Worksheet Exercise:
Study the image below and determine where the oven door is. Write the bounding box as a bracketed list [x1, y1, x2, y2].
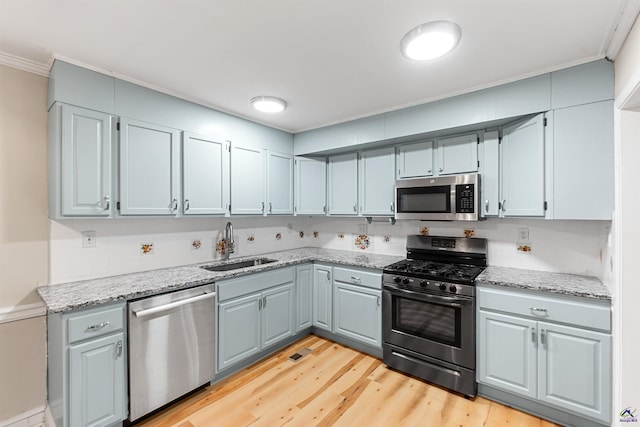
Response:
[382, 286, 475, 369]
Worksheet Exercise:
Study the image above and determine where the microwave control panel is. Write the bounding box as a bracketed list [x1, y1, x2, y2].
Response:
[455, 184, 475, 213]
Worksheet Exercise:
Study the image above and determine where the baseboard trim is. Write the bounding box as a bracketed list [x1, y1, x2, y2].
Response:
[0, 302, 46, 324]
[44, 406, 55, 427]
[0, 405, 45, 427]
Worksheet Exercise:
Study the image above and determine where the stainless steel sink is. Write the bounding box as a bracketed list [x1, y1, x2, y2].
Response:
[200, 258, 277, 272]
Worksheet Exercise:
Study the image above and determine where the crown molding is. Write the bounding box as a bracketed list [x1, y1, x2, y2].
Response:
[605, 0, 640, 60]
[0, 51, 50, 77]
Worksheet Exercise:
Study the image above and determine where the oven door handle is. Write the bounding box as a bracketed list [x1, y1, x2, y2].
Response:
[384, 286, 473, 306]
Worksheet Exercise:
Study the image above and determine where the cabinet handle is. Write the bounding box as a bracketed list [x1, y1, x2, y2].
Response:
[485, 200, 489, 213]
[500, 199, 506, 212]
[390, 202, 394, 212]
[353, 203, 357, 212]
[323, 205, 327, 213]
[263, 296, 267, 308]
[269, 202, 272, 213]
[184, 199, 190, 211]
[540, 329, 546, 346]
[115, 340, 123, 358]
[439, 168, 443, 172]
[258, 298, 262, 310]
[171, 198, 178, 212]
[531, 328, 536, 343]
[261, 202, 265, 213]
[103, 196, 110, 211]
[427, 169, 432, 174]
[528, 306, 547, 314]
[86, 321, 110, 331]
[326, 271, 331, 282]
[377, 296, 381, 306]
[350, 276, 361, 283]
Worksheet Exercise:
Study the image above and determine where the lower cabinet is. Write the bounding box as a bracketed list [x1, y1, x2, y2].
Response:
[333, 267, 382, 348]
[295, 264, 313, 332]
[477, 285, 611, 425]
[217, 268, 295, 372]
[312, 263, 333, 331]
[48, 302, 127, 427]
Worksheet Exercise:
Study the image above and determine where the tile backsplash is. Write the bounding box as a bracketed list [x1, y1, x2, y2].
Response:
[49, 216, 611, 286]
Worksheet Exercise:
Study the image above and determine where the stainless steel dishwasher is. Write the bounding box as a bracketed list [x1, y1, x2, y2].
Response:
[128, 283, 216, 421]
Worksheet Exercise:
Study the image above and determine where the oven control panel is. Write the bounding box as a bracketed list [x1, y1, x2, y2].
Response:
[383, 274, 474, 298]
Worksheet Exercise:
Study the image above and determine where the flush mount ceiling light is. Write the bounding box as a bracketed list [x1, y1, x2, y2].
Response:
[250, 96, 287, 113]
[400, 20, 461, 61]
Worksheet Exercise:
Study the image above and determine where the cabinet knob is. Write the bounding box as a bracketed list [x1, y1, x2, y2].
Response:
[439, 168, 443, 172]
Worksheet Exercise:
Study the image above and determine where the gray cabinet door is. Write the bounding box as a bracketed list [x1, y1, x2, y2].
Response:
[267, 151, 294, 215]
[396, 141, 433, 179]
[119, 118, 180, 215]
[182, 132, 229, 215]
[295, 264, 313, 331]
[313, 264, 333, 331]
[538, 322, 611, 424]
[295, 157, 327, 215]
[68, 333, 126, 427]
[500, 114, 546, 217]
[477, 310, 537, 399]
[230, 143, 265, 215]
[551, 100, 614, 220]
[480, 131, 500, 217]
[327, 153, 358, 215]
[218, 293, 261, 371]
[359, 147, 396, 216]
[60, 104, 113, 216]
[333, 282, 381, 348]
[261, 283, 294, 348]
[435, 133, 478, 175]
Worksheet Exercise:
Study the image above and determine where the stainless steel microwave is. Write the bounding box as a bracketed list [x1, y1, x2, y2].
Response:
[395, 173, 482, 221]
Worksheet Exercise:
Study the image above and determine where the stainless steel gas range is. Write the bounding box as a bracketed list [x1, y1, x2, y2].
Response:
[382, 235, 488, 397]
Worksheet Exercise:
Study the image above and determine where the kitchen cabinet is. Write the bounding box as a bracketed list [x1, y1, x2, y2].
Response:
[313, 264, 333, 331]
[295, 264, 313, 332]
[217, 268, 295, 371]
[499, 113, 546, 217]
[332, 266, 382, 348]
[327, 153, 358, 215]
[396, 140, 433, 179]
[119, 118, 180, 215]
[477, 286, 611, 425]
[182, 132, 230, 215]
[48, 103, 114, 218]
[48, 302, 127, 427]
[266, 150, 294, 215]
[549, 100, 614, 220]
[294, 156, 327, 215]
[435, 133, 479, 175]
[359, 147, 396, 216]
[230, 143, 265, 215]
[479, 130, 500, 217]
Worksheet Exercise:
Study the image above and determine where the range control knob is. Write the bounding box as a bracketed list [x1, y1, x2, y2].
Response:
[419, 280, 428, 288]
[402, 278, 410, 285]
[439, 283, 447, 291]
[449, 285, 457, 293]
[393, 276, 401, 283]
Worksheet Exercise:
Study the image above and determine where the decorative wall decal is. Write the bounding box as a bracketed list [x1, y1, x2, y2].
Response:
[420, 227, 429, 236]
[275, 232, 282, 240]
[216, 240, 226, 254]
[191, 239, 202, 250]
[313, 231, 319, 238]
[464, 229, 474, 238]
[383, 235, 391, 243]
[355, 234, 370, 250]
[337, 232, 345, 239]
[517, 244, 532, 253]
[140, 243, 154, 255]
[299, 231, 305, 238]
[246, 234, 255, 243]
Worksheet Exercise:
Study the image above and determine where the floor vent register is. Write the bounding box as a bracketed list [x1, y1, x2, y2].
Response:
[288, 347, 312, 362]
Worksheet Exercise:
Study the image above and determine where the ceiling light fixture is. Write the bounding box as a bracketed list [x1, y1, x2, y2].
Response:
[250, 96, 287, 113]
[400, 20, 461, 61]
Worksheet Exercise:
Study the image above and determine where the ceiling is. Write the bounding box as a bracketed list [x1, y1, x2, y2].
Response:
[0, 0, 637, 133]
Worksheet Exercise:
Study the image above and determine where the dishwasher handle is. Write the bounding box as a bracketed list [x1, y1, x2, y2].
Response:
[133, 291, 216, 318]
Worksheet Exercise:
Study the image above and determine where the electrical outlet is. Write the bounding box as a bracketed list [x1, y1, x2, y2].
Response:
[82, 231, 96, 248]
[518, 228, 529, 241]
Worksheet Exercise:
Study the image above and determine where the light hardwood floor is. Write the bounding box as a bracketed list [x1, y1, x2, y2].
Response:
[135, 335, 561, 427]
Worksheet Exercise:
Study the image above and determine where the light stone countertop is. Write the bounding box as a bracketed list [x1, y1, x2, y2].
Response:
[477, 266, 611, 301]
[37, 248, 404, 313]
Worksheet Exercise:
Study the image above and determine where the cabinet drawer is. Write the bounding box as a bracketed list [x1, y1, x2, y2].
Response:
[217, 267, 295, 302]
[67, 304, 125, 344]
[477, 286, 610, 332]
[333, 266, 381, 290]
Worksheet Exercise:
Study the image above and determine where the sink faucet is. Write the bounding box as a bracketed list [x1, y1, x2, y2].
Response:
[224, 221, 235, 260]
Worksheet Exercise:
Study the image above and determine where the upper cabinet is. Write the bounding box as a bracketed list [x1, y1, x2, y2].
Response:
[500, 114, 546, 217]
[396, 141, 433, 179]
[359, 147, 396, 216]
[267, 151, 294, 215]
[479, 130, 500, 217]
[119, 118, 181, 215]
[230, 143, 265, 215]
[49, 103, 114, 218]
[182, 132, 229, 216]
[435, 133, 479, 175]
[327, 153, 359, 215]
[294, 157, 327, 215]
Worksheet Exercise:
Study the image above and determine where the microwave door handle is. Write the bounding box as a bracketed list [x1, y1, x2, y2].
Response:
[385, 286, 472, 306]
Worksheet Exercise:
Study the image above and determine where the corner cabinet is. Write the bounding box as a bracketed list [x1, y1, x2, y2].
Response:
[182, 132, 229, 215]
[312, 264, 333, 331]
[48, 302, 127, 427]
[119, 118, 180, 215]
[477, 285, 611, 425]
[48, 103, 114, 218]
[217, 268, 295, 372]
[295, 264, 314, 331]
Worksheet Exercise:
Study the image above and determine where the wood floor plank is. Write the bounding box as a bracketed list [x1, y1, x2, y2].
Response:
[133, 335, 563, 427]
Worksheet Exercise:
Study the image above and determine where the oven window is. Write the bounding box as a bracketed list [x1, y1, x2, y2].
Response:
[397, 186, 451, 213]
[392, 295, 461, 347]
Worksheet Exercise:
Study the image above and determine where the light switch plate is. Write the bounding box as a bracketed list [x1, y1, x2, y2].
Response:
[82, 231, 96, 248]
